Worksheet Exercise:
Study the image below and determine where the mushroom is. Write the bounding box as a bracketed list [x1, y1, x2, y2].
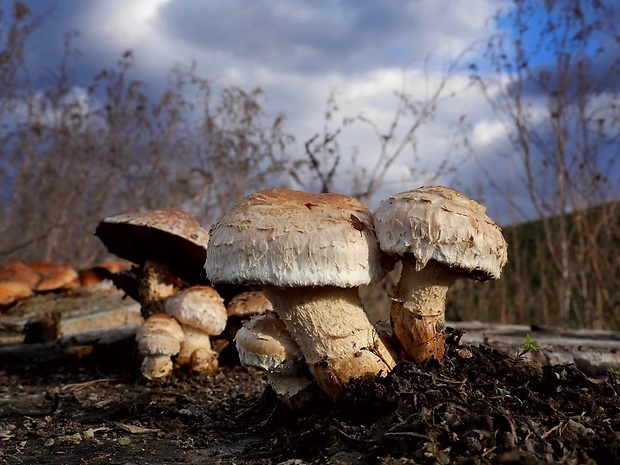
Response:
[164, 285, 227, 375]
[205, 188, 396, 401]
[0, 262, 38, 308]
[95, 209, 211, 318]
[25, 261, 79, 292]
[225, 290, 272, 337]
[212, 289, 274, 360]
[373, 186, 508, 363]
[227, 290, 273, 319]
[136, 313, 185, 381]
[235, 312, 315, 408]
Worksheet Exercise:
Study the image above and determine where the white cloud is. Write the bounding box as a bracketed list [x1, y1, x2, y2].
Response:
[25, 0, 544, 222]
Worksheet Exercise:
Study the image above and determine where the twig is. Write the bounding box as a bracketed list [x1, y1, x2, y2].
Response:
[62, 378, 116, 393]
[541, 421, 564, 440]
[384, 431, 432, 441]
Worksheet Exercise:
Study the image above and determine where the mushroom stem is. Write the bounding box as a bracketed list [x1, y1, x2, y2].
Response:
[264, 285, 396, 401]
[177, 325, 214, 366]
[391, 259, 458, 363]
[139, 260, 182, 319]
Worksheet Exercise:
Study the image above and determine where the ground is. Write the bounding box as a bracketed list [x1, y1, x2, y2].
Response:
[1, 329, 619, 465]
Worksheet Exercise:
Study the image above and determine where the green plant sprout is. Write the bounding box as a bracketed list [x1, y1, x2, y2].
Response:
[555, 367, 569, 392]
[496, 386, 510, 396]
[517, 333, 539, 357]
[555, 368, 568, 382]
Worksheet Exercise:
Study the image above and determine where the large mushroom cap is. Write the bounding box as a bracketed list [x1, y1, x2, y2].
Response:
[205, 189, 390, 287]
[373, 186, 508, 280]
[95, 209, 210, 285]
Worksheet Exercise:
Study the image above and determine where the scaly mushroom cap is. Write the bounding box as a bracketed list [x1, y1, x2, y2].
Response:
[206, 189, 391, 287]
[136, 313, 185, 356]
[235, 312, 304, 375]
[227, 290, 273, 318]
[95, 209, 210, 285]
[373, 186, 508, 280]
[164, 285, 227, 336]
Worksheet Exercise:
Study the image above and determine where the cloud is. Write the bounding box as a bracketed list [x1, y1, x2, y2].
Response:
[17, 0, 617, 227]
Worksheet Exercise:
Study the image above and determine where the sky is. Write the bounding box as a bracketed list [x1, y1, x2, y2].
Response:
[7, 0, 620, 225]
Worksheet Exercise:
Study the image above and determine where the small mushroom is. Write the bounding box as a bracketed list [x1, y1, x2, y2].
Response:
[373, 186, 508, 363]
[212, 290, 274, 361]
[227, 290, 273, 319]
[136, 313, 185, 381]
[0, 262, 38, 308]
[235, 312, 315, 408]
[206, 188, 396, 401]
[95, 209, 211, 318]
[164, 285, 227, 375]
[25, 261, 79, 292]
[0, 280, 33, 308]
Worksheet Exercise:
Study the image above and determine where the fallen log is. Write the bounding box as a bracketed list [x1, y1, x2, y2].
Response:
[0, 281, 141, 344]
[450, 321, 620, 376]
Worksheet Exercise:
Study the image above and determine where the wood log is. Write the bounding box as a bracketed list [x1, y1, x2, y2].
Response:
[450, 321, 620, 376]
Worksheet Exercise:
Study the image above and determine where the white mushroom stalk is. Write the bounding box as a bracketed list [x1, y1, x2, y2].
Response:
[206, 189, 396, 401]
[374, 186, 508, 363]
[264, 285, 394, 400]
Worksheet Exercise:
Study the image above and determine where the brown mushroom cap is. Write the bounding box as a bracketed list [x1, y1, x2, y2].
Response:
[226, 290, 273, 318]
[205, 189, 391, 287]
[0, 280, 33, 307]
[95, 209, 210, 285]
[373, 186, 508, 280]
[26, 261, 79, 292]
[0, 262, 38, 307]
[0, 262, 40, 287]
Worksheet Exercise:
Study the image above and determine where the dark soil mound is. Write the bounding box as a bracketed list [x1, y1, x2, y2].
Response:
[1, 328, 619, 464]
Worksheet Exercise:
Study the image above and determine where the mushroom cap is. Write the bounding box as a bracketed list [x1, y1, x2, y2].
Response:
[0, 261, 40, 287]
[164, 285, 227, 336]
[226, 290, 273, 318]
[0, 262, 38, 306]
[136, 313, 185, 356]
[235, 312, 304, 375]
[0, 280, 33, 307]
[95, 209, 210, 285]
[26, 261, 79, 291]
[373, 186, 508, 281]
[205, 189, 390, 287]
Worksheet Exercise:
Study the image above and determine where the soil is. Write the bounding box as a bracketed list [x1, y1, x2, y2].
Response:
[1, 328, 619, 465]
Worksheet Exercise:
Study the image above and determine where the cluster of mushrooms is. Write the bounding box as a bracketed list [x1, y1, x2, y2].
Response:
[97, 186, 508, 406]
[95, 209, 272, 381]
